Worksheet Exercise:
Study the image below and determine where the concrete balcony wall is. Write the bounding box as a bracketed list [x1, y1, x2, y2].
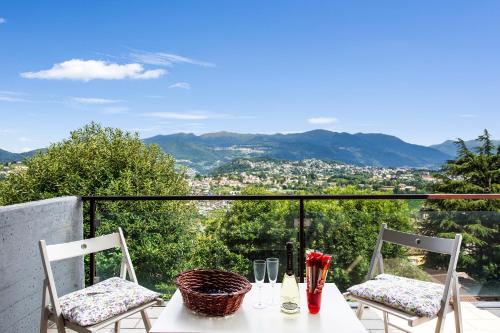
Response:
[0, 196, 84, 333]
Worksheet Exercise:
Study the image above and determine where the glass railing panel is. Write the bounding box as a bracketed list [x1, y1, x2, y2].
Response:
[91, 199, 499, 302]
[303, 204, 415, 292]
[413, 210, 500, 300]
[94, 199, 299, 299]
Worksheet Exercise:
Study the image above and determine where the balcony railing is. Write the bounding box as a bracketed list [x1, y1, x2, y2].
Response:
[81, 193, 500, 300]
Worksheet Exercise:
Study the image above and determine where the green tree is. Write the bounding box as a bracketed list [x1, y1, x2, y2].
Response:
[305, 186, 413, 290]
[202, 186, 413, 291]
[202, 187, 296, 277]
[422, 130, 500, 280]
[0, 123, 197, 288]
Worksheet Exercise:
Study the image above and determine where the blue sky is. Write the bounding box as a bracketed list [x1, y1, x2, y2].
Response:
[1, 1, 499, 152]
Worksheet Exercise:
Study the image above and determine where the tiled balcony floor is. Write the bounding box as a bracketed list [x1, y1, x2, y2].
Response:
[48, 303, 500, 333]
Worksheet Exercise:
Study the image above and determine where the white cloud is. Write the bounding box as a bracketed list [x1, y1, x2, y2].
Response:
[0, 128, 17, 135]
[144, 112, 209, 120]
[19, 137, 30, 142]
[100, 106, 129, 114]
[458, 114, 478, 118]
[0, 17, 6, 24]
[72, 97, 122, 105]
[169, 82, 191, 89]
[0, 91, 28, 102]
[20, 59, 166, 81]
[0, 95, 23, 102]
[128, 126, 162, 133]
[0, 90, 22, 94]
[21, 147, 33, 152]
[217, 114, 255, 120]
[308, 117, 338, 125]
[130, 51, 215, 68]
[142, 110, 253, 121]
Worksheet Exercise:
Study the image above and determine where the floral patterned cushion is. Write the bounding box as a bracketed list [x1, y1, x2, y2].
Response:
[56, 277, 160, 326]
[348, 274, 444, 317]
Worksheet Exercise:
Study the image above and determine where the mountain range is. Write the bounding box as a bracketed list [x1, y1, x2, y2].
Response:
[430, 139, 500, 157]
[144, 130, 451, 169]
[2, 130, 497, 170]
[0, 148, 43, 163]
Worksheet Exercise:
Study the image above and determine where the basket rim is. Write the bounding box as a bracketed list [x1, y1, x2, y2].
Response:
[175, 268, 252, 298]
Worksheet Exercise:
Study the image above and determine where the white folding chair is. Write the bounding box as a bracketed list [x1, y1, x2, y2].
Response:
[39, 228, 163, 333]
[345, 223, 463, 333]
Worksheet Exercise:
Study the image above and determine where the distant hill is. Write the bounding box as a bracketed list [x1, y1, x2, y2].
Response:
[0, 148, 45, 163]
[0, 149, 20, 163]
[430, 139, 500, 157]
[144, 130, 451, 169]
[7, 131, 487, 169]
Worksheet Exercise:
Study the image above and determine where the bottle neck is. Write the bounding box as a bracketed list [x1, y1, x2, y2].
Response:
[286, 247, 294, 276]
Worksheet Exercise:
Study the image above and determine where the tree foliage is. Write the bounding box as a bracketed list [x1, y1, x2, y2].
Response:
[422, 130, 500, 280]
[201, 186, 413, 291]
[0, 123, 197, 287]
[0, 122, 188, 203]
[200, 187, 296, 276]
[304, 187, 413, 290]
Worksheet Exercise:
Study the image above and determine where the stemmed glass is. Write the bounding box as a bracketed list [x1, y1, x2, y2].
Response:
[266, 257, 279, 306]
[253, 260, 267, 309]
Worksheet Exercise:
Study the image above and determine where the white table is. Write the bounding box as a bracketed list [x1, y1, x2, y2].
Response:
[151, 283, 367, 333]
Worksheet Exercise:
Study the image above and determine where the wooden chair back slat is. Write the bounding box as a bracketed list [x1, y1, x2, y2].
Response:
[382, 228, 456, 255]
[46, 232, 121, 262]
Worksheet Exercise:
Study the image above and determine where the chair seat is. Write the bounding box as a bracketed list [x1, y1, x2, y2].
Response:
[56, 277, 160, 326]
[347, 274, 444, 317]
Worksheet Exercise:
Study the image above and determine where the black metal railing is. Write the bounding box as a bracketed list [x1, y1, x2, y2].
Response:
[81, 193, 500, 285]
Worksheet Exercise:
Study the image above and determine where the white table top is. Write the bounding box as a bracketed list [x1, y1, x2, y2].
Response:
[151, 283, 367, 333]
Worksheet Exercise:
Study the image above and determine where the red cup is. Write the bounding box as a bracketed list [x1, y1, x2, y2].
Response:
[307, 290, 322, 314]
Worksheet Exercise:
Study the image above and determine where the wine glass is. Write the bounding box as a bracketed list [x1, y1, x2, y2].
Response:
[253, 260, 267, 309]
[266, 257, 279, 306]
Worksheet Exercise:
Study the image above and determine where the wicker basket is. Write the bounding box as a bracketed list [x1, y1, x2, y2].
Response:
[176, 269, 252, 317]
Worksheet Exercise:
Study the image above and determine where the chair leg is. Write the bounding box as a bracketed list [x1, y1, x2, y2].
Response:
[39, 308, 49, 333]
[452, 277, 463, 333]
[54, 316, 67, 333]
[40, 280, 49, 333]
[141, 309, 152, 332]
[383, 311, 389, 333]
[434, 306, 448, 333]
[435, 273, 461, 333]
[356, 303, 364, 319]
[114, 320, 120, 333]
